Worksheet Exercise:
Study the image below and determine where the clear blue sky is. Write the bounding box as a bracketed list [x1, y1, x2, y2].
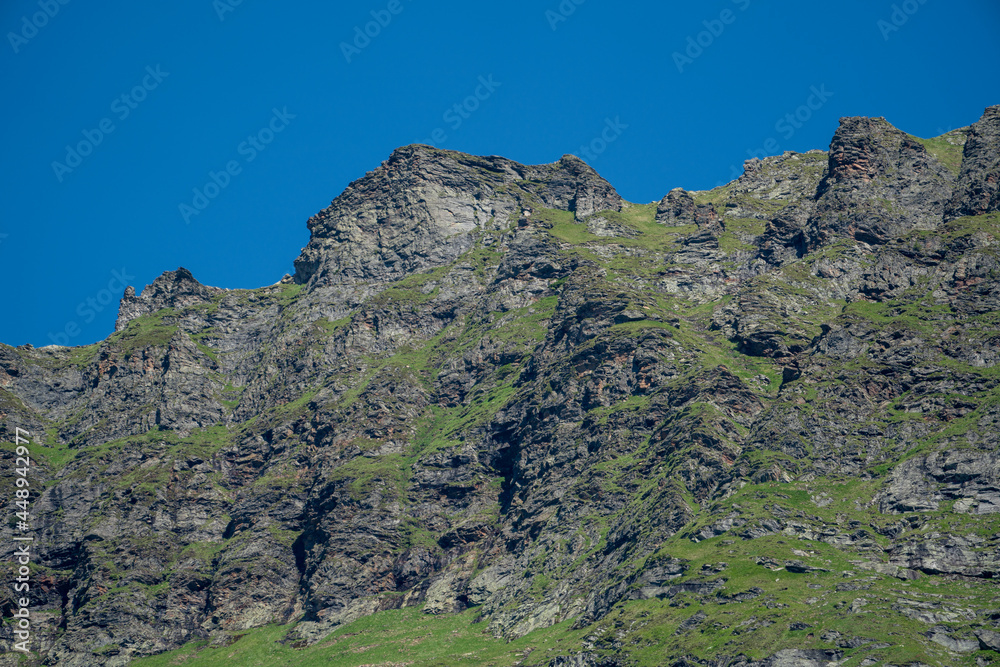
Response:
[2, 0, 998, 347]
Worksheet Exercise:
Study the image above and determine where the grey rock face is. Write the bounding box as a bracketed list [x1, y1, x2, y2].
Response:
[810, 116, 955, 246]
[878, 450, 1000, 515]
[947, 105, 1000, 219]
[926, 626, 980, 652]
[888, 535, 999, 578]
[292, 147, 621, 287]
[765, 650, 843, 667]
[547, 653, 624, 667]
[977, 628, 1000, 651]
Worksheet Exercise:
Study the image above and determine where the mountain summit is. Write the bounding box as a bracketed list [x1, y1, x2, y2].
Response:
[2, 106, 1000, 666]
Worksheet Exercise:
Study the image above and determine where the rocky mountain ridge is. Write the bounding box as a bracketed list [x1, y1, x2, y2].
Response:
[1, 105, 1000, 666]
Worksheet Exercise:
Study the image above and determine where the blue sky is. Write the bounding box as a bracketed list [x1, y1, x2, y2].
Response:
[1, 0, 998, 347]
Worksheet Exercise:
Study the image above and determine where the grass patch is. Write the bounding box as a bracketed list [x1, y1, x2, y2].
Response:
[108, 311, 178, 355]
[539, 207, 601, 244]
[910, 131, 965, 175]
[843, 297, 955, 336]
[132, 605, 592, 667]
[328, 453, 411, 501]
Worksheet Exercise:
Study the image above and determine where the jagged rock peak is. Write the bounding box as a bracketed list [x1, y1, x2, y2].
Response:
[292, 146, 621, 286]
[115, 267, 220, 332]
[824, 115, 928, 184]
[809, 114, 956, 246]
[531, 153, 623, 218]
[946, 104, 1000, 220]
[656, 187, 720, 231]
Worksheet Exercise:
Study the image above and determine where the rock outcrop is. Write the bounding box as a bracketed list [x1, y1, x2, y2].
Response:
[1, 107, 999, 667]
[947, 105, 1000, 219]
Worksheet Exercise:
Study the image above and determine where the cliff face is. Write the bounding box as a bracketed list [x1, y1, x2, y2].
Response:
[2, 106, 1000, 667]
